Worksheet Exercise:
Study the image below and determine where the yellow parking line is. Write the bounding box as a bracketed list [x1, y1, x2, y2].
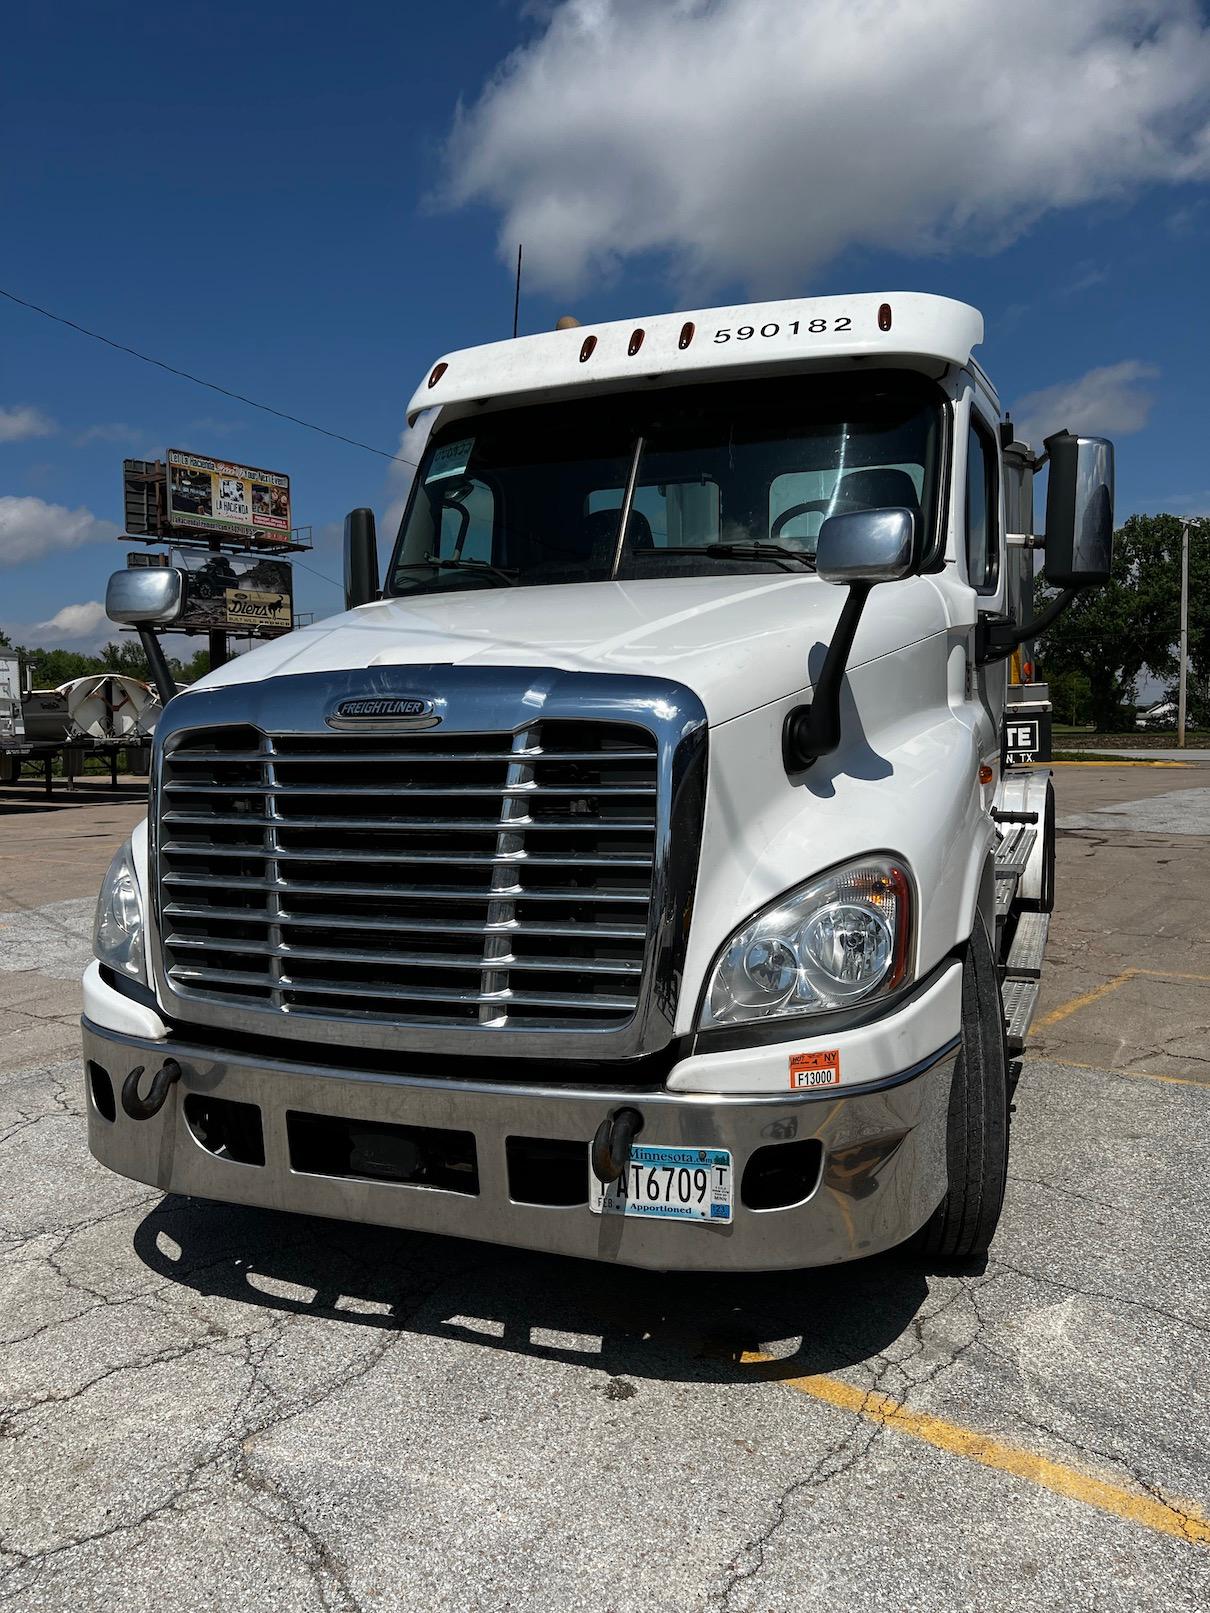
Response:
[1034, 969, 1137, 1030]
[1049, 759, 1189, 767]
[741, 1353, 1210, 1546]
[1044, 1057, 1206, 1089]
[1034, 965, 1210, 1038]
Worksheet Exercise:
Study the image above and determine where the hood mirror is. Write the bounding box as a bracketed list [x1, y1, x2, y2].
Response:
[105, 567, 185, 625]
[783, 506, 918, 774]
[815, 507, 919, 585]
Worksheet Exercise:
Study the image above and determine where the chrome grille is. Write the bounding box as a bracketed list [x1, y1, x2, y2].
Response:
[156, 720, 658, 1031]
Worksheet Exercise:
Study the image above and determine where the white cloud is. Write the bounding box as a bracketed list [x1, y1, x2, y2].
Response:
[1013, 360, 1159, 446]
[74, 422, 145, 446]
[0, 496, 119, 566]
[36, 600, 109, 639]
[442, 0, 1210, 294]
[0, 405, 57, 443]
[392, 412, 434, 482]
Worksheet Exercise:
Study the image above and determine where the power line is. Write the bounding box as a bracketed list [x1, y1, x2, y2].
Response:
[0, 286, 418, 468]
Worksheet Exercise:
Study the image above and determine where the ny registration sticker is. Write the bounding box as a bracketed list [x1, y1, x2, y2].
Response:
[789, 1049, 841, 1089]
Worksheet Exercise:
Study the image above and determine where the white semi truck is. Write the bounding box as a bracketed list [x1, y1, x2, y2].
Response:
[84, 293, 1112, 1267]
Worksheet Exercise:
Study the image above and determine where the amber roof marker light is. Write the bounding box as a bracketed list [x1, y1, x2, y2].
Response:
[579, 334, 598, 363]
[878, 302, 893, 332]
[678, 321, 695, 350]
[427, 362, 448, 389]
[628, 327, 646, 356]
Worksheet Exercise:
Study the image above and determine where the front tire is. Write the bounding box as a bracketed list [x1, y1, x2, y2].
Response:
[918, 914, 1009, 1261]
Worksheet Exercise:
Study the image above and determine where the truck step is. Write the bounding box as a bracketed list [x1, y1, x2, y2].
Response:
[993, 824, 1038, 923]
[994, 824, 1037, 877]
[1002, 978, 1040, 1053]
[994, 870, 1017, 921]
[1005, 911, 1049, 980]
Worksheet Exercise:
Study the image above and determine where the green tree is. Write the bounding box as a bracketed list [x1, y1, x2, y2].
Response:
[176, 647, 211, 684]
[1037, 513, 1200, 732]
[19, 644, 107, 686]
[1048, 668, 1092, 726]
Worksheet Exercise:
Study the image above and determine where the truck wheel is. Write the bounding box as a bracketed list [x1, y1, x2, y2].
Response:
[917, 914, 1008, 1262]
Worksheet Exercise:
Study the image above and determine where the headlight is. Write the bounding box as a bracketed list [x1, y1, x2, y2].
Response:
[700, 857, 912, 1028]
[94, 841, 146, 982]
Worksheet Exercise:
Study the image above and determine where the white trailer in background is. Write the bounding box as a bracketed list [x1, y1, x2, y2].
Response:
[85, 293, 1113, 1269]
[0, 652, 31, 783]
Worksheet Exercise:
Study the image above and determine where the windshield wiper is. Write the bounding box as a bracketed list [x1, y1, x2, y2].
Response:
[396, 556, 519, 587]
[631, 543, 815, 572]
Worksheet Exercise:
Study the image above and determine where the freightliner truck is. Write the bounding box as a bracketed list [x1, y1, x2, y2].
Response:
[86, 293, 1113, 1267]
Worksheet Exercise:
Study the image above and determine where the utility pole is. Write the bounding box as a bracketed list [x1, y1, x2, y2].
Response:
[1177, 522, 1189, 748]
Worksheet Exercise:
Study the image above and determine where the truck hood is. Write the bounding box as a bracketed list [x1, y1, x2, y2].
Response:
[196, 574, 945, 726]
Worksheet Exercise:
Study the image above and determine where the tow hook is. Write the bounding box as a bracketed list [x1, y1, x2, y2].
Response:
[120, 1058, 182, 1121]
[590, 1106, 643, 1185]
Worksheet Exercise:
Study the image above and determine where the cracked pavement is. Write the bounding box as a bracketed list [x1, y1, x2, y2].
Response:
[1, 767, 1208, 1611]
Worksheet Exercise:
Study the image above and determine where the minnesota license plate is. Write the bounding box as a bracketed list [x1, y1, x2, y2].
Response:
[589, 1144, 732, 1223]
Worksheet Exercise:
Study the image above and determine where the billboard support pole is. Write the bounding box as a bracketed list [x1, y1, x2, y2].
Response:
[206, 536, 228, 670]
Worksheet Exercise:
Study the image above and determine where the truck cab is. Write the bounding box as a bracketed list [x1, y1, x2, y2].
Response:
[85, 293, 1113, 1269]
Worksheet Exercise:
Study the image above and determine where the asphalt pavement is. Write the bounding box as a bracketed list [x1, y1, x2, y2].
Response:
[1, 765, 1207, 1612]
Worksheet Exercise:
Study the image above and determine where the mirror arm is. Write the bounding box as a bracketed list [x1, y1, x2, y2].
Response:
[136, 627, 178, 704]
[974, 586, 1078, 666]
[782, 582, 872, 772]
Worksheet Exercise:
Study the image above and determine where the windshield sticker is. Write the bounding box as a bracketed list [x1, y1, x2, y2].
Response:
[425, 437, 475, 483]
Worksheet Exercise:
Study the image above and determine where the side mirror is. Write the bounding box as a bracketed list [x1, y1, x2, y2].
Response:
[1042, 431, 1114, 587]
[105, 568, 185, 625]
[815, 507, 919, 585]
[783, 507, 918, 774]
[344, 508, 380, 608]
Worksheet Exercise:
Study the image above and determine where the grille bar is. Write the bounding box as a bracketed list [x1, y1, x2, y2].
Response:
[163, 903, 647, 941]
[162, 872, 651, 903]
[162, 812, 652, 833]
[161, 844, 653, 871]
[168, 937, 643, 975]
[163, 780, 656, 798]
[157, 719, 658, 1031]
[167, 747, 653, 767]
[166, 964, 639, 1013]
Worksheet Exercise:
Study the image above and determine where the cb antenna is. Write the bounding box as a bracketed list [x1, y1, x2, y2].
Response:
[512, 243, 523, 339]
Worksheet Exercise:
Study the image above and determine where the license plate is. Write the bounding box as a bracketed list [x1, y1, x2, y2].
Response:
[589, 1144, 732, 1223]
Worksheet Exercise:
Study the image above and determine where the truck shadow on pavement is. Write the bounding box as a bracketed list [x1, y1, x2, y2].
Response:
[132, 1193, 939, 1385]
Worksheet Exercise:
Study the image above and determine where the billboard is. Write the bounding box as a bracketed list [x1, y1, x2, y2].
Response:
[179, 556, 293, 638]
[166, 449, 291, 544]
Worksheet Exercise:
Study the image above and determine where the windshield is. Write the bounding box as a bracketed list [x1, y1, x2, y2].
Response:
[387, 372, 944, 597]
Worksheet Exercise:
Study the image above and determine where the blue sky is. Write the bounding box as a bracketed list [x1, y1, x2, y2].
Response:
[2, 0, 1209, 651]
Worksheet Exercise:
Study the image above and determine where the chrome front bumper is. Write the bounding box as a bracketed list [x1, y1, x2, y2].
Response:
[82, 1020, 957, 1272]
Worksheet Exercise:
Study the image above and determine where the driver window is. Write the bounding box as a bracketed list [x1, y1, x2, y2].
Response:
[965, 420, 1000, 593]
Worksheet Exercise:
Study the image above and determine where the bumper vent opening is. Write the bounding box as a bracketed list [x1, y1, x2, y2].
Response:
[740, 1138, 824, 1212]
[287, 1111, 479, 1194]
[184, 1094, 266, 1166]
[88, 1061, 116, 1123]
[506, 1135, 589, 1206]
